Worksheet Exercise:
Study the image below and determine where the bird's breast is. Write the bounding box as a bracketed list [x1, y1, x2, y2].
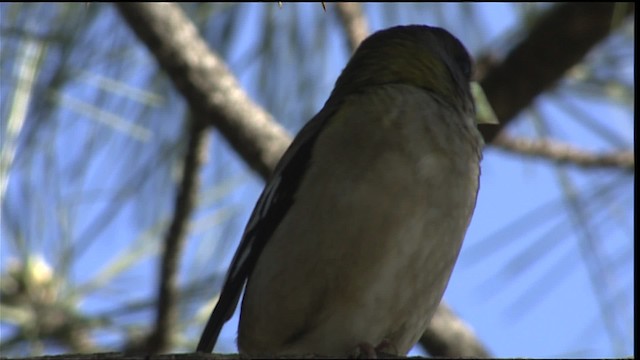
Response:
[238, 85, 482, 356]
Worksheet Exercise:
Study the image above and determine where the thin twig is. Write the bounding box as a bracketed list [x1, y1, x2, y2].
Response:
[493, 135, 634, 170]
[147, 119, 209, 353]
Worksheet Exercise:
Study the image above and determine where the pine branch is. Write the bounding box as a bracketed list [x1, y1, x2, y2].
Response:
[147, 120, 209, 353]
[493, 135, 634, 170]
[116, 3, 290, 180]
[419, 303, 490, 358]
[334, 2, 369, 53]
[478, 2, 635, 143]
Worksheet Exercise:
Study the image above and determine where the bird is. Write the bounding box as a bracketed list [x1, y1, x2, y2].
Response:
[197, 24, 488, 357]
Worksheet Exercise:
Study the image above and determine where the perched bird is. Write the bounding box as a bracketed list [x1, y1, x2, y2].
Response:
[197, 24, 489, 357]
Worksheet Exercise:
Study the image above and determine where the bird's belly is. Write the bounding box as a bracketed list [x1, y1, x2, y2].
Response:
[239, 154, 477, 356]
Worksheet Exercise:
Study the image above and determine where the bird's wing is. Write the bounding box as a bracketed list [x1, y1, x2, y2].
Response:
[196, 104, 337, 353]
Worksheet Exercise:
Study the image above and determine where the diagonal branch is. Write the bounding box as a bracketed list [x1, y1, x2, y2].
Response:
[493, 135, 634, 170]
[478, 2, 635, 143]
[334, 2, 369, 52]
[116, 3, 290, 180]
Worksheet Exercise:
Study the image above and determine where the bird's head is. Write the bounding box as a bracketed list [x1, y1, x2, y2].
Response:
[328, 25, 474, 112]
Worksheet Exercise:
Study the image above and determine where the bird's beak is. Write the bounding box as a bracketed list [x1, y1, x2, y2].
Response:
[471, 82, 499, 125]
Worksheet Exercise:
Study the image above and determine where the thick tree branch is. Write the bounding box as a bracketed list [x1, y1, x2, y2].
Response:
[478, 2, 635, 143]
[334, 2, 369, 52]
[116, 3, 290, 180]
[3, 352, 418, 360]
[493, 135, 634, 170]
[419, 303, 490, 358]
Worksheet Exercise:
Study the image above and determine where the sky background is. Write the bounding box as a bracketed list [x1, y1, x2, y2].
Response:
[0, 3, 634, 358]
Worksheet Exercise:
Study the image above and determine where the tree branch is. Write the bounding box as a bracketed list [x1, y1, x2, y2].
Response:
[147, 120, 209, 353]
[116, 3, 290, 180]
[493, 135, 634, 170]
[334, 2, 369, 53]
[2, 352, 428, 360]
[419, 302, 490, 358]
[478, 2, 635, 143]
